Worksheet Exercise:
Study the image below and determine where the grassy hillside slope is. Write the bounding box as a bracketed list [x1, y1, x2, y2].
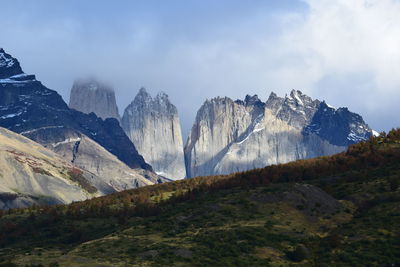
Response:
[0, 129, 399, 266]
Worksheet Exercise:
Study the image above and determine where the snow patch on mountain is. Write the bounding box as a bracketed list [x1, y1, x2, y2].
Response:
[0, 110, 24, 119]
[347, 131, 365, 142]
[0, 51, 15, 68]
[372, 130, 380, 137]
[185, 90, 372, 177]
[52, 137, 82, 148]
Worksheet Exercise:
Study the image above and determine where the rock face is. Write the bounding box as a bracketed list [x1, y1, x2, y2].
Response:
[0, 127, 115, 209]
[0, 48, 150, 171]
[0, 48, 376, 183]
[0, 48, 23, 79]
[69, 79, 121, 121]
[185, 90, 374, 177]
[0, 48, 157, 193]
[48, 130, 160, 191]
[122, 88, 186, 180]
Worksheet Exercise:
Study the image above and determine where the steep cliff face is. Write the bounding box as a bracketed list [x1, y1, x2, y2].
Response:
[304, 102, 373, 146]
[185, 90, 374, 177]
[0, 49, 150, 171]
[184, 95, 265, 177]
[0, 48, 23, 79]
[69, 79, 121, 121]
[0, 49, 156, 193]
[122, 88, 186, 180]
[266, 90, 321, 129]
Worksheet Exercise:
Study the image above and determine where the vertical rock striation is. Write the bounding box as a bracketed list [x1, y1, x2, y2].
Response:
[69, 79, 121, 121]
[0, 48, 156, 192]
[185, 90, 374, 177]
[122, 88, 186, 180]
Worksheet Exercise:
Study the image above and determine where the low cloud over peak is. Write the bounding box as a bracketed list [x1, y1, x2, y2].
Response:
[1, 0, 399, 135]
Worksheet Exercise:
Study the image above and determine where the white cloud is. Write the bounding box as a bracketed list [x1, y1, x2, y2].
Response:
[160, 0, 400, 132]
[289, 0, 400, 89]
[1, 0, 399, 134]
[260, 0, 400, 130]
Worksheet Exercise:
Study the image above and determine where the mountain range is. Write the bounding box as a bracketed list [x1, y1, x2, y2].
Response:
[1, 128, 398, 266]
[0, 48, 376, 207]
[185, 91, 375, 177]
[0, 48, 164, 208]
[70, 74, 375, 178]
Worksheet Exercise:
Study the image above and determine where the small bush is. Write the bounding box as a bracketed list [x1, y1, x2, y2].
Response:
[389, 176, 399, 191]
[0, 263, 19, 267]
[287, 244, 310, 262]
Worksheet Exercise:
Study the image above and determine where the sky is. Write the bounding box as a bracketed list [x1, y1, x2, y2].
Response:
[1, 0, 399, 137]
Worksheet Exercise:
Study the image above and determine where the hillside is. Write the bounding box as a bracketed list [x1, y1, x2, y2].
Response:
[0, 127, 114, 209]
[0, 129, 399, 266]
[0, 48, 155, 189]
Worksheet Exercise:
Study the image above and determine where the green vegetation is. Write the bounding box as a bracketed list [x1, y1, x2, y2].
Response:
[0, 129, 399, 266]
[31, 167, 52, 177]
[67, 167, 97, 194]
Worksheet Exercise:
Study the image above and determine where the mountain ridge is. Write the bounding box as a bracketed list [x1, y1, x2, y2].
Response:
[184, 90, 374, 177]
[0, 49, 159, 195]
[0, 49, 151, 170]
[0, 128, 398, 266]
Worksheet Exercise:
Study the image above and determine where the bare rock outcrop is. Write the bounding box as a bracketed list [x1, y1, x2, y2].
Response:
[0, 48, 157, 197]
[122, 88, 186, 180]
[185, 90, 374, 177]
[69, 78, 121, 121]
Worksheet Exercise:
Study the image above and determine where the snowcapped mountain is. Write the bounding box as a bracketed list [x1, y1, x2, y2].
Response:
[69, 78, 121, 122]
[184, 90, 374, 177]
[0, 48, 24, 79]
[0, 48, 159, 194]
[122, 88, 186, 180]
[0, 47, 377, 186]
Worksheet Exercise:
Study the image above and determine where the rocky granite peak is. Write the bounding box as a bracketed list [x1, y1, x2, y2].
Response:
[266, 90, 321, 129]
[234, 94, 265, 108]
[135, 87, 152, 103]
[69, 78, 120, 121]
[122, 89, 186, 180]
[0, 50, 154, 191]
[127, 88, 178, 116]
[304, 101, 372, 146]
[155, 91, 171, 105]
[268, 91, 278, 99]
[0, 48, 24, 79]
[185, 94, 266, 177]
[185, 91, 374, 177]
[245, 94, 259, 104]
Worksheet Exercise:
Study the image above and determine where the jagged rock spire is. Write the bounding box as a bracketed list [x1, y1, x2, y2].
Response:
[0, 49, 152, 173]
[69, 78, 121, 121]
[122, 89, 186, 180]
[0, 48, 24, 79]
[184, 90, 374, 177]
